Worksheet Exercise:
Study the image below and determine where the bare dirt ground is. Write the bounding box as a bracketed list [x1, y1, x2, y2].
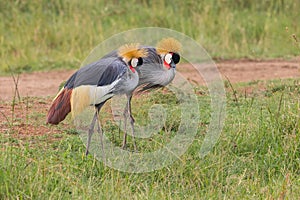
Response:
[0, 59, 299, 101]
[0, 59, 299, 138]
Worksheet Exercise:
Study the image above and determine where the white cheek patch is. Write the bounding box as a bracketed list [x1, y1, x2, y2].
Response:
[131, 58, 138, 68]
[164, 53, 172, 64]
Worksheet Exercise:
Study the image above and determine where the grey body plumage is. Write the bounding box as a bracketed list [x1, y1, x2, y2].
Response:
[65, 57, 137, 97]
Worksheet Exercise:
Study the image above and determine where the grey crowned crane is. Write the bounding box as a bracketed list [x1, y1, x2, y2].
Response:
[47, 44, 148, 155]
[103, 38, 182, 149]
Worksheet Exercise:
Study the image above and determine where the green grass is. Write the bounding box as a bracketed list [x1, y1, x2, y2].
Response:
[1, 0, 300, 74]
[1, 79, 299, 199]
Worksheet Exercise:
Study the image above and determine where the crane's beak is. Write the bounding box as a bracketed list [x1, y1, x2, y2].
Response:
[170, 61, 176, 69]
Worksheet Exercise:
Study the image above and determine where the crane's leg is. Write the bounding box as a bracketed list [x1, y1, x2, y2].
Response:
[128, 96, 137, 151]
[122, 102, 128, 149]
[85, 103, 104, 156]
[86, 111, 97, 156]
[122, 95, 137, 151]
[96, 109, 105, 162]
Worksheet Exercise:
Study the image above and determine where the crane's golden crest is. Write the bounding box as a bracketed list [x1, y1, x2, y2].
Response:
[156, 38, 182, 54]
[118, 43, 148, 60]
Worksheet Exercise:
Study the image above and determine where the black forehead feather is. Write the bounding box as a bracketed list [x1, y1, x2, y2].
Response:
[172, 53, 180, 64]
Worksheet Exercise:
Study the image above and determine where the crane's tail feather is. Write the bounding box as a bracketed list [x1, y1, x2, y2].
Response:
[47, 88, 72, 125]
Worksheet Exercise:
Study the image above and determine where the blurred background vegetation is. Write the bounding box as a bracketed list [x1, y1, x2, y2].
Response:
[1, 0, 300, 74]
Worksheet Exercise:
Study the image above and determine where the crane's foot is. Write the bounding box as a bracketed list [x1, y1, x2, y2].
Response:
[121, 141, 138, 152]
[133, 142, 137, 152]
[121, 140, 127, 149]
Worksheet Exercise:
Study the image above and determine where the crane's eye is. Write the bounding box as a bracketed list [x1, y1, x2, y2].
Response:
[164, 53, 172, 64]
[172, 53, 180, 64]
[130, 58, 138, 68]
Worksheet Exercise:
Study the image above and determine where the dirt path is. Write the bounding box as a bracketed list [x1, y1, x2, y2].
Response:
[1, 59, 299, 101]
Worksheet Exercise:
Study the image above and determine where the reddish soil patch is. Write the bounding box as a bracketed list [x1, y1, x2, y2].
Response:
[0, 97, 72, 141]
[0, 59, 299, 101]
[177, 58, 300, 85]
[0, 69, 75, 101]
